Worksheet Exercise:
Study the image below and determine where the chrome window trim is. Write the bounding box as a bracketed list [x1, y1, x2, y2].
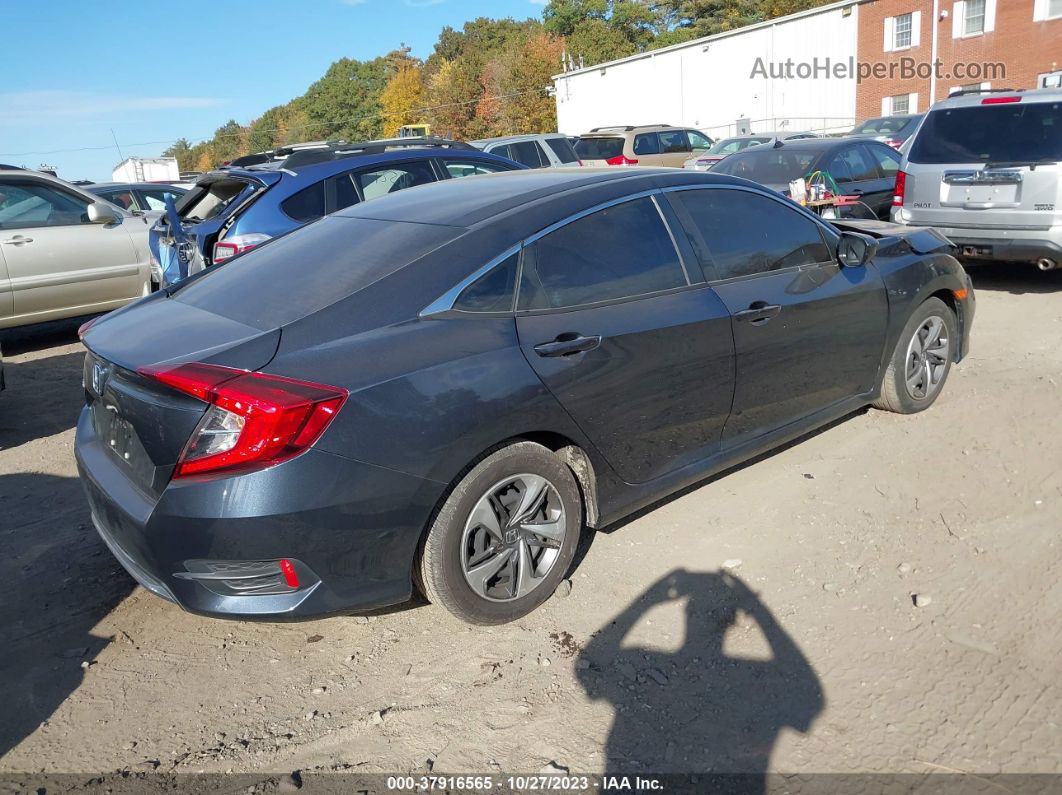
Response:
[420, 188, 690, 318]
[419, 244, 522, 318]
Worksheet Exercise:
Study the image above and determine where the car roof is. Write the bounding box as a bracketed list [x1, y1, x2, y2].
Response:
[335, 167, 739, 229]
[856, 113, 923, 122]
[580, 124, 686, 136]
[735, 138, 876, 153]
[88, 182, 184, 191]
[930, 86, 1062, 109]
[232, 146, 514, 182]
[471, 133, 565, 145]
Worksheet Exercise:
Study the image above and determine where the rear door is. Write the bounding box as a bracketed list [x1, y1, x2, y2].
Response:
[515, 194, 735, 485]
[543, 137, 581, 168]
[667, 186, 888, 447]
[0, 177, 143, 323]
[503, 141, 547, 169]
[658, 129, 693, 167]
[826, 144, 892, 218]
[903, 98, 1062, 229]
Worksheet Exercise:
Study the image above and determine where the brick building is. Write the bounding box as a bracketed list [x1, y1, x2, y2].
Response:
[856, 0, 1062, 120]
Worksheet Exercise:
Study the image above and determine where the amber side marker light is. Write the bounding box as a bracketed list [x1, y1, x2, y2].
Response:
[953, 288, 969, 300]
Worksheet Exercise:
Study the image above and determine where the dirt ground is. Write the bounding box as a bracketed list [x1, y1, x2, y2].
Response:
[1, 262, 1059, 784]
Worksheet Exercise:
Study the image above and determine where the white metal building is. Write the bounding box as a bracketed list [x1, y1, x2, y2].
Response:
[553, 0, 865, 139]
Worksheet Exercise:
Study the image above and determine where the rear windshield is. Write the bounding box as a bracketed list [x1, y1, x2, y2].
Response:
[173, 216, 463, 329]
[909, 102, 1062, 164]
[851, 117, 914, 135]
[180, 179, 256, 222]
[705, 137, 771, 156]
[711, 149, 818, 184]
[575, 137, 624, 160]
[545, 137, 579, 163]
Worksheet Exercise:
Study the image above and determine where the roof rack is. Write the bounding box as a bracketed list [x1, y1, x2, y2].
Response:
[588, 123, 672, 132]
[271, 136, 477, 169]
[948, 86, 1019, 97]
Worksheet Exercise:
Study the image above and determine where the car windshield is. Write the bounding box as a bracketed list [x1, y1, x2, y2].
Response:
[851, 117, 912, 135]
[909, 102, 1062, 163]
[575, 137, 624, 160]
[711, 148, 819, 184]
[705, 137, 772, 156]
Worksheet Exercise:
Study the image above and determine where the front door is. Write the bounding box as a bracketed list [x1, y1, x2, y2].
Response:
[515, 195, 736, 485]
[826, 144, 894, 219]
[666, 186, 888, 448]
[0, 178, 141, 323]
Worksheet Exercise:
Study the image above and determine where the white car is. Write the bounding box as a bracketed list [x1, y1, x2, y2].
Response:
[470, 134, 582, 168]
[0, 167, 154, 329]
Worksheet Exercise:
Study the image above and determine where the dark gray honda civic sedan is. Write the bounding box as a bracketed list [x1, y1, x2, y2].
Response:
[75, 168, 974, 624]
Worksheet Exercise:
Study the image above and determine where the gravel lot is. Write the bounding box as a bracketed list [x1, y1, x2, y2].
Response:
[1, 262, 1059, 783]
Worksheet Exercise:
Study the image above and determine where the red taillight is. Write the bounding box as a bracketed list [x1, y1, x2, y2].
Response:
[982, 96, 1020, 104]
[885, 138, 903, 149]
[212, 233, 271, 264]
[893, 170, 907, 207]
[212, 241, 241, 263]
[138, 363, 347, 478]
[605, 154, 639, 166]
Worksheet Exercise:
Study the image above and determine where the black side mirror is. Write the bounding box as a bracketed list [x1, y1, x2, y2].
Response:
[836, 231, 878, 267]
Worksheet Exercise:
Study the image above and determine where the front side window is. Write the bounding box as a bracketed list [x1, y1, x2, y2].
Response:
[545, 137, 579, 163]
[687, 130, 713, 151]
[827, 146, 879, 183]
[865, 144, 901, 177]
[673, 189, 832, 280]
[964, 0, 986, 34]
[355, 162, 437, 201]
[443, 159, 514, 178]
[138, 188, 183, 211]
[0, 181, 90, 229]
[894, 12, 913, 48]
[658, 130, 691, 153]
[518, 197, 686, 311]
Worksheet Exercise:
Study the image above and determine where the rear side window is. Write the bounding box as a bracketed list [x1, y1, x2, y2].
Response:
[545, 137, 579, 163]
[658, 130, 691, 153]
[332, 173, 360, 211]
[673, 189, 832, 280]
[281, 183, 326, 223]
[355, 162, 436, 201]
[454, 252, 518, 313]
[575, 137, 624, 160]
[633, 133, 661, 155]
[443, 159, 514, 178]
[507, 141, 546, 168]
[910, 103, 1062, 163]
[519, 197, 686, 310]
[866, 144, 901, 177]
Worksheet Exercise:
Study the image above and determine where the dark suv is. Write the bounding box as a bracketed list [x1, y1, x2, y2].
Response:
[149, 138, 523, 284]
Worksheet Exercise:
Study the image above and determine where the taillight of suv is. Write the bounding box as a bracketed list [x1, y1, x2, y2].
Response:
[213, 233, 271, 264]
[893, 170, 907, 207]
[137, 363, 347, 478]
[605, 155, 639, 166]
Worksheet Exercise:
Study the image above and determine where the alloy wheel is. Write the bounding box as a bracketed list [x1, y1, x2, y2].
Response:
[904, 315, 950, 400]
[460, 473, 566, 602]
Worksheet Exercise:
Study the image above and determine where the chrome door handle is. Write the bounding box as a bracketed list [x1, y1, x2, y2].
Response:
[2, 236, 34, 245]
[534, 334, 602, 357]
[734, 301, 782, 324]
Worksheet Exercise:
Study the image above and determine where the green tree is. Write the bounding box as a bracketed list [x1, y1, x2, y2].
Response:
[162, 138, 195, 172]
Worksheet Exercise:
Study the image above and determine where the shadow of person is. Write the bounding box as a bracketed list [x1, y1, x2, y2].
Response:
[0, 472, 135, 759]
[577, 569, 823, 793]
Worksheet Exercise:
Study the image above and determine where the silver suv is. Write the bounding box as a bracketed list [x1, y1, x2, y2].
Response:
[892, 87, 1062, 271]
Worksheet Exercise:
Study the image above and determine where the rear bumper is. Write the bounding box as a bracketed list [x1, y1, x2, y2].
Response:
[75, 407, 444, 620]
[893, 218, 1062, 263]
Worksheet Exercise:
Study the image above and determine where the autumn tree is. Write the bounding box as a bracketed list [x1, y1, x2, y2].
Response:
[380, 49, 425, 137]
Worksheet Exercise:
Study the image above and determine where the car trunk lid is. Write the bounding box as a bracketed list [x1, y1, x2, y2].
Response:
[81, 294, 281, 497]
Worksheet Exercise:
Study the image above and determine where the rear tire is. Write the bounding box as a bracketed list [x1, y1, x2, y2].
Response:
[873, 297, 956, 414]
[417, 441, 582, 625]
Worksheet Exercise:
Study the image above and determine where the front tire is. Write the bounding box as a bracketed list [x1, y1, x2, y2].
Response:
[873, 297, 957, 414]
[417, 441, 582, 625]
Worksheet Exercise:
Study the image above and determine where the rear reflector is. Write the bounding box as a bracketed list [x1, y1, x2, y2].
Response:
[138, 363, 347, 478]
[279, 559, 300, 588]
[893, 170, 907, 207]
[982, 96, 1020, 104]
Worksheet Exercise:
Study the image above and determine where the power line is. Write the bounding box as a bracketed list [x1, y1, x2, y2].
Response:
[0, 87, 551, 157]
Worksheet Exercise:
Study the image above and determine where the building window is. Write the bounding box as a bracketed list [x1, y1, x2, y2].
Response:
[894, 13, 913, 48]
[1040, 71, 1062, 89]
[1051, 0, 1062, 18]
[964, 0, 986, 34]
[890, 94, 911, 115]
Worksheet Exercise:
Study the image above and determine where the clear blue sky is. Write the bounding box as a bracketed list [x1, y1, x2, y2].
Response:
[1, 0, 546, 181]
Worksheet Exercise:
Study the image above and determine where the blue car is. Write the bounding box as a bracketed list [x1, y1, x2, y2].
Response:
[149, 138, 524, 284]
